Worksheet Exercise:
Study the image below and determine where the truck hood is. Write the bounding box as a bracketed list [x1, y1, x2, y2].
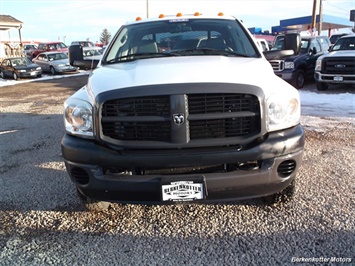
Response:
[87, 56, 292, 98]
[319, 50, 355, 59]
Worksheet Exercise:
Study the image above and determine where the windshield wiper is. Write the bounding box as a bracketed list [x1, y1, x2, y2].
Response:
[172, 48, 250, 57]
[106, 52, 176, 64]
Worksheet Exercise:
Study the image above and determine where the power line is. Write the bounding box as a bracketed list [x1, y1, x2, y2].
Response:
[323, 1, 353, 15]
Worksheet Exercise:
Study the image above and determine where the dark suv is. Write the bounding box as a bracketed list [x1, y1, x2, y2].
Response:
[264, 34, 331, 88]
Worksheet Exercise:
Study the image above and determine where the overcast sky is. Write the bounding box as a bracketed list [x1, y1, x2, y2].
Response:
[1, 0, 354, 44]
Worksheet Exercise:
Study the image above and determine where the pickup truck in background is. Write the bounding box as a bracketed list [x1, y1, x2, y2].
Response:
[30, 42, 68, 59]
[264, 33, 331, 89]
[315, 34, 355, 90]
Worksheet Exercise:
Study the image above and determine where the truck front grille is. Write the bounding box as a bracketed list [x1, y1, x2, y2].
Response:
[102, 96, 171, 141]
[101, 93, 261, 144]
[269, 60, 284, 71]
[322, 57, 355, 74]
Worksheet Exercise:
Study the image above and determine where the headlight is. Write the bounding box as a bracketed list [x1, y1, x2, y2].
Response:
[57, 64, 65, 67]
[284, 62, 294, 69]
[36, 67, 41, 70]
[64, 98, 93, 137]
[315, 59, 322, 71]
[267, 92, 300, 132]
[19, 70, 26, 73]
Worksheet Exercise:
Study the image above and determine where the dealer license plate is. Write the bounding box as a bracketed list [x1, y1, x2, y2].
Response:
[333, 76, 343, 82]
[30, 71, 36, 76]
[162, 180, 204, 202]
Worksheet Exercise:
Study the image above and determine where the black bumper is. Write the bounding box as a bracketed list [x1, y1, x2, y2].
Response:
[61, 124, 305, 204]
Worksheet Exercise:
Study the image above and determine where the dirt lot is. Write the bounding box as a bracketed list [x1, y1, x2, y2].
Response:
[0, 76, 354, 265]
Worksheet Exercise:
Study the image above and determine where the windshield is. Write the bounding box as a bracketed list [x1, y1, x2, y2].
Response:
[104, 18, 259, 64]
[11, 58, 33, 66]
[48, 53, 68, 61]
[331, 37, 355, 51]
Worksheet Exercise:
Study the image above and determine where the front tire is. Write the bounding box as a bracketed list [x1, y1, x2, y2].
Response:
[76, 188, 111, 212]
[13, 72, 19, 80]
[292, 70, 305, 89]
[263, 180, 296, 205]
[50, 66, 56, 75]
[316, 82, 328, 91]
[0, 71, 4, 79]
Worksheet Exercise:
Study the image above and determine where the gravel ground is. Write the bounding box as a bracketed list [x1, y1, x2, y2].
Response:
[0, 76, 354, 265]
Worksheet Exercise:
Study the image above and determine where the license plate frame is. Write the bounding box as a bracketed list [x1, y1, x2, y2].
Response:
[160, 176, 206, 202]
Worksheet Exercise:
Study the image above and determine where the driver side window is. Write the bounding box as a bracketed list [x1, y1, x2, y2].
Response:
[311, 40, 321, 53]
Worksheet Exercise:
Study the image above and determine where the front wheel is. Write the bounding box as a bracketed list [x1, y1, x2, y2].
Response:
[13, 72, 19, 80]
[76, 188, 111, 212]
[0, 71, 4, 79]
[262, 180, 296, 205]
[50, 66, 56, 75]
[316, 82, 328, 91]
[292, 70, 305, 89]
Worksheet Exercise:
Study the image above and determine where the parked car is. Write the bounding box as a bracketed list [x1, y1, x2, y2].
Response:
[315, 34, 355, 90]
[82, 46, 102, 58]
[73, 46, 103, 69]
[0, 57, 42, 80]
[23, 44, 37, 57]
[264, 34, 331, 88]
[63, 13, 304, 210]
[329, 33, 348, 45]
[30, 42, 68, 59]
[32, 52, 78, 74]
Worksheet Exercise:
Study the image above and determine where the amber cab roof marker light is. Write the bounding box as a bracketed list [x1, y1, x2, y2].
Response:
[136, 17, 142, 21]
[176, 13, 183, 17]
[194, 12, 201, 16]
[218, 12, 224, 16]
[159, 14, 165, 18]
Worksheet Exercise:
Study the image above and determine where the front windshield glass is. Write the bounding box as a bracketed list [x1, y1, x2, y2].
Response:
[332, 37, 355, 51]
[48, 53, 68, 61]
[11, 58, 33, 66]
[104, 18, 259, 63]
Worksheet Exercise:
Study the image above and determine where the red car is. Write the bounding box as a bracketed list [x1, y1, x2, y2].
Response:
[30, 42, 68, 59]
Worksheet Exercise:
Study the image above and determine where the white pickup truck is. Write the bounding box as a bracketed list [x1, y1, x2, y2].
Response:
[62, 13, 304, 210]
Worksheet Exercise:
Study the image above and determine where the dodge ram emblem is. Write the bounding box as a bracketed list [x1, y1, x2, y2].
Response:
[173, 113, 185, 125]
[335, 64, 346, 68]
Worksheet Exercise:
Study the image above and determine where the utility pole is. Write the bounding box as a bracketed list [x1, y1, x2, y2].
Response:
[311, 0, 319, 35]
[317, 0, 323, 35]
[146, 0, 149, 18]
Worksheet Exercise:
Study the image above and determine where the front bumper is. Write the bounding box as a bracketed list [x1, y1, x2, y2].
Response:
[18, 70, 42, 78]
[274, 70, 295, 82]
[61, 124, 305, 204]
[314, 72, 355, 84]
[55, 66, 78, 73]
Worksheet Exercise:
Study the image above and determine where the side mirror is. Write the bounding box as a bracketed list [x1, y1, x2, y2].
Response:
[310, 47, 317, 55]
[284, 33, 301, 55]
[69, 45, 100, 70]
